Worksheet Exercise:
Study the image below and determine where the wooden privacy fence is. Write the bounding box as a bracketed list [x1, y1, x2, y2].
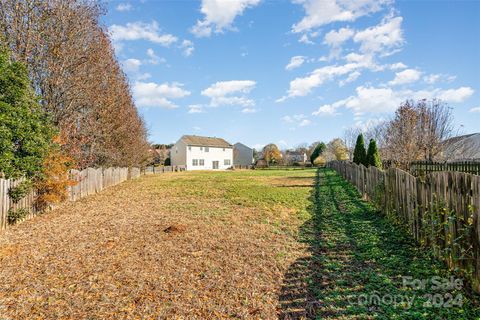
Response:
[0, 165, 186, 230]
[410, 160, 480, 176]
[327, 160, 480, 292]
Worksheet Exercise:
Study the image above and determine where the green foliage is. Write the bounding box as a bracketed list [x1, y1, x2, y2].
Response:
[0, 45, 54, 179]
[7, 208, 29, 224]
[310, 142, 326, 163]
[8, 180, 33, 203]
[352, 134, 367, 166]
[366, 139, 382, 168]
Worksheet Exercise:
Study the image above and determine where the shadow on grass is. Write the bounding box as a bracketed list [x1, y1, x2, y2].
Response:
[277, 168, 480, 319]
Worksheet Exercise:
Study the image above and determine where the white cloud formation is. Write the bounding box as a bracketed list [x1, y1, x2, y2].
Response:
[122, 58, 142, 73]
[388, 69, 422, 86]
[116, 3, 132, 12]
[292, 0, 391, 33]
[241, 107, 257, 113]
[312, 103, 341, 116]
[201, 80, 256, 107]
[188, 105, 204, 113]
[353, 15, 404, 56]
[133, 81, 191, 108]
[423, 73, 456, 84]
[283, 114, 311, 127]
[323, 86, 474, 116]
[181, 40, 195, 57]
[110, 21, 177, 46]
[389, 62, 407, 70]
[339, 70, 361, 86]
[286, 56, 306, 71]
[191, 0, 261, 37]
[324, 27, 354, 47]
[469, 107, 480, 113]
[146, 48, 165, 65]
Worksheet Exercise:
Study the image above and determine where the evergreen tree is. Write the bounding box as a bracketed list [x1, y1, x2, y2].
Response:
[310, 142, 326, 164]
[0, 45, 53, 178]
[353, 134, 367, 166]
[366, 139, 382, 168]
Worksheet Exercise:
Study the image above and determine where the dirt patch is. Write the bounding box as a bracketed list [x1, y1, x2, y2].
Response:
[163, 224, 187, 234]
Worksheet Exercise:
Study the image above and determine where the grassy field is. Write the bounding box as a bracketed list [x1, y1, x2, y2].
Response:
[0, 168, 478, 319]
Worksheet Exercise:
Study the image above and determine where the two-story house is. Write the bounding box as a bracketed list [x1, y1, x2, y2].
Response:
[171, 135, 233, 170]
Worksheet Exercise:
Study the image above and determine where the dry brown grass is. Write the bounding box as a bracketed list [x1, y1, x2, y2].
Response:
[0, 170, 316, 319]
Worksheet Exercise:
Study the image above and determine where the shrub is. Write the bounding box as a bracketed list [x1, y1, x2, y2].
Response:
[7, 180, 33, 203]
[7, 208, 29, 224]
[35, 137, 76, 210]
[353, 134, 367, 166]
[310, 142, 326, 164]
[366, 139, 382, 168]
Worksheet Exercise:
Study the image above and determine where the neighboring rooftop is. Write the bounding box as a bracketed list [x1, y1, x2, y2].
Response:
[180, 135, 232, 148]
[442, 133, 480, 160]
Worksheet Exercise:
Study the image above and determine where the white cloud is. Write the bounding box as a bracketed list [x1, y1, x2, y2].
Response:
[110, 21, 177, 46]
[146, 48, 165, 65]
[181, 40, 195, 57]
[324, 27, 354, 47]
[241, 107, 257, 113]
[283, 114, 311, 127]
[122, 58, 142, 73]
[116, 3, 132, 12]
[423, 73, 456, 84]
[285, 56, 306, 71]
[133, 81, 191, 109]
[278, 62, 372, 100]
[201, 80, 256, 107]
[388, 69, 422, 86]
[292, 0, 391, 33]
[299, 34, 314, 44]
[340, 71, 361, 86]
[312, 104, 341, 116]
[325, 85, 474, 115]
[353, 15, 404, 56]
[389, 62, 407, 70]
[469, 107, 480, 113]
[188, 105, 204, 113]
[299, 119, 311, 127]
[436, 87, 474, 103]
[191, 0, 261, 37]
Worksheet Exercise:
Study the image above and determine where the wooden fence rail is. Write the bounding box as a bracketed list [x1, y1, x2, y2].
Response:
[0, 165, 186, 230]
[327, 160, 480, 292]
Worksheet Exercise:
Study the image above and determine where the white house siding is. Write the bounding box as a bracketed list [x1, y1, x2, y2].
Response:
[233, 143, 253, 166]
[186, 146, 233, 171]
[171, 140, 187, 167]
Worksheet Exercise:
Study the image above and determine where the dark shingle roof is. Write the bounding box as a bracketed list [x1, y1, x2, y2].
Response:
[180, 135, 232, 148]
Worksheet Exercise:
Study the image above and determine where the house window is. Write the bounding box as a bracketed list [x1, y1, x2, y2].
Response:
[188, 146, 191, 151]
[224, 159, 231, 166]
[223, 148, 225, 151]
[205, 147, 209, 152]
[192, 159, 198, 166]
[199, 159, 205, 166]
[200, 147, 203, 151]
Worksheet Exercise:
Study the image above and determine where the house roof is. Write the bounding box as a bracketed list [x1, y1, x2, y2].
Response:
[180, 135, 232, 148]
[234, 142, 252, 150]
[442, 133, 480, 160]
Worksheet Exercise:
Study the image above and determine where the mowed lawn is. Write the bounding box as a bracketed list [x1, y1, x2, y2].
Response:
[0, 169, 315, 319]
[0, 168, 479, 319]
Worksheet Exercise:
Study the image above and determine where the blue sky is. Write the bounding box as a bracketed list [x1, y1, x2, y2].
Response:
[104, 0, 480, 149]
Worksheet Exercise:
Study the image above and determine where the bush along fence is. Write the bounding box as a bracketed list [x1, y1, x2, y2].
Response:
[327, 160, 480, 292]
[0, 165, 186, 230]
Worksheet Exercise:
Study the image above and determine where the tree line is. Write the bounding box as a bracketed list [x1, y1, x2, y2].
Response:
[0, 0, 149, 211]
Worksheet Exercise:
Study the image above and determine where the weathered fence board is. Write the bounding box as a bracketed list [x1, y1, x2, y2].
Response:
[327, 160, 480, 292]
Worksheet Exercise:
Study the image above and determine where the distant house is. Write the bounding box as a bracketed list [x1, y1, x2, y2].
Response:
[233, 142, 254, 167]
[441, 133, 480, 161]
[284, 150, 307, 164]
[171, 135, 233, 170]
